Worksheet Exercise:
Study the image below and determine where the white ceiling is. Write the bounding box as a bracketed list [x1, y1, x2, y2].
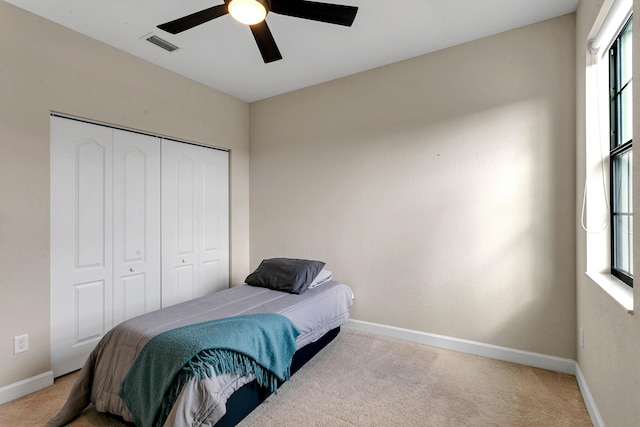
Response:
[5, 0, 579, 102]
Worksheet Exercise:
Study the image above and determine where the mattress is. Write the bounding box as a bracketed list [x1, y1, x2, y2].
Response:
[47, 280, 353, 427]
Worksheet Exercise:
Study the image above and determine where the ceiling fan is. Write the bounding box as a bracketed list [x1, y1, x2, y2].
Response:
[157, 0, 358, 63]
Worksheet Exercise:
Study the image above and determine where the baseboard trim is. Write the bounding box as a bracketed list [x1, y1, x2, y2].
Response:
[575, 364, 604, 427]
[346, 319, 577, 374]
[0, 371, 54, 405]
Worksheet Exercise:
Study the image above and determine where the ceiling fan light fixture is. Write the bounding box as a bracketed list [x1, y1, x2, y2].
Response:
[228, 0, 268, 25]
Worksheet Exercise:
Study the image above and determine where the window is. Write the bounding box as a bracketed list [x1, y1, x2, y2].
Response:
[609, 16, 633, 287]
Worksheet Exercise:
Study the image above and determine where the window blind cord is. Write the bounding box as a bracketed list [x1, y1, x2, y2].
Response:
[581, 52, 610, 234]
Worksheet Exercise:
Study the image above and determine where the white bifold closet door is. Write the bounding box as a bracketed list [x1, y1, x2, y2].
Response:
[112, 130, 162, 321]
[50, 117, 229, 376]
[161, 139, 229, 307]
[50, 117, 161, 376]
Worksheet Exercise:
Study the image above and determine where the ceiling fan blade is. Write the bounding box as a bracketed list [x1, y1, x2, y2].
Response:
[250, 21, 283, 63]
[158, 4, 228, 34]
[270, 0, 358, 26]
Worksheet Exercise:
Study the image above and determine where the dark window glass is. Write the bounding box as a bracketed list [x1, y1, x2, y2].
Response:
[609, 16, 633, 287]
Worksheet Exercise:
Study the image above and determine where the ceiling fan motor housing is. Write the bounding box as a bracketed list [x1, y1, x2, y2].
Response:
[226, 0, 271, 25]
[225, 0, 272, 14]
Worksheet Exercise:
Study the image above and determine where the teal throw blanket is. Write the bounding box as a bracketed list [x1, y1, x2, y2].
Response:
[119, 313, 300, 427]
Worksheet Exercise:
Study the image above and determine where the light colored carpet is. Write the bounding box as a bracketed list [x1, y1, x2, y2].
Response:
[0, 329, 591, 426]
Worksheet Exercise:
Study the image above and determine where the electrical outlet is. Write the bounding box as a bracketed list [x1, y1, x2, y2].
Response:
[14, 334, 28, 354]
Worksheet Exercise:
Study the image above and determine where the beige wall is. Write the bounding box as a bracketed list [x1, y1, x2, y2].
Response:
[576, 0, 640, 425]
[250, 15, 577, 358]
[0, 2, 250, 387]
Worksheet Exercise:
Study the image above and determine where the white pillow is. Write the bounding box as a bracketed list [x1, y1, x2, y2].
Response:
[307, 269, 333, 289]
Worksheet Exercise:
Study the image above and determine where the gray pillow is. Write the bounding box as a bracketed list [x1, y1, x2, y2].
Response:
[245, 258, 326, 294]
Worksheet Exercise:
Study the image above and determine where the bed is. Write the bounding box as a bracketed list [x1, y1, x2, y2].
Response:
[46, 259, 353, 427]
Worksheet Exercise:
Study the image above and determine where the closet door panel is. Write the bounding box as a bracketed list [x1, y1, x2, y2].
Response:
[75, 281, 105, 342]
[119, 275, 147, 320]
[76, 142, 108, 267]
[176, 155, 197, 259]
[50, 117, 113, 377]
[112, 130, 161, 324]
[199, 147, 229, 295]
[162, 140, 199, 307]
[175, 265, 196, 303]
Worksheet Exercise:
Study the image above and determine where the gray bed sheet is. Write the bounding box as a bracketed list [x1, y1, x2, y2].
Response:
[46, 281, 353, 427]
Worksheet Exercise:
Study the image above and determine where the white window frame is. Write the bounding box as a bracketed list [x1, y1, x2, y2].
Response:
[584, 0, 634, 312]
